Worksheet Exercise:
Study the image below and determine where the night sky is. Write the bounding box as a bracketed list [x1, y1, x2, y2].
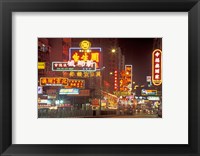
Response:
[118, 38, 154, 85]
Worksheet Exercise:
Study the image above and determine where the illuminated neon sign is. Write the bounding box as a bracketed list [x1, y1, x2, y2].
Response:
[64, 79, 85, 89]
[114, 70, 118, 90]
[79, 40, 91, 50]
[40, 77, 85, 88]
[52, 60, 96, 71]
[38, 86, 43, 94]
[59, 88, 79, 95]
[69, 47, 102, 69]
[152, 49, 162, 86]
[147, 96, 160, 101]
[125, 65, 132, 91]
[40, 77, 68, 86]
[38, 62, 45, 69]
[141, 89, 157, 95]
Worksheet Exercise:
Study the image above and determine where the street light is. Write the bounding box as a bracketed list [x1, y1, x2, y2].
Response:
[111, 48, 116, 53]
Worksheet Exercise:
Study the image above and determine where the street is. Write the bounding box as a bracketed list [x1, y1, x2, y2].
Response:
[113, 114, 159, 118]
[83, 113, 159, 118]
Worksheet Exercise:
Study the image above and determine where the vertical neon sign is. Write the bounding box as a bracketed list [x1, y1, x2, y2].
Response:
[152, 49, 162, 86]
[114, 70, 118, 90]
[125, 65, 132, 91]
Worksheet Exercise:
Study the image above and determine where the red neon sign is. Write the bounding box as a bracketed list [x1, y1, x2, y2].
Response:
[152, 49, 162, 86]
[114, 70, 118, 90]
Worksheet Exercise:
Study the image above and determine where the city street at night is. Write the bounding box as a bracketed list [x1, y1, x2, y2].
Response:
[38, 38, 162, 118]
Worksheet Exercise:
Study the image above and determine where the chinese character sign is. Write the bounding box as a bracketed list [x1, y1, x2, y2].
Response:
[40, 77, 68, 86]
[152, 49, 162, 86]
[69, 48, 101, 69]
[52, 61, 96, 71]
[125, 65, 133, 91]
[40, 77, 85, 88]
[114, 70, 118, 91]
[66, 79, 85, 89]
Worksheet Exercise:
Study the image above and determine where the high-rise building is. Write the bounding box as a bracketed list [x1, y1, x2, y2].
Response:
[153, 38, 162, 50]
[103, 46, 125, 94]
[38, 38, 52, 80]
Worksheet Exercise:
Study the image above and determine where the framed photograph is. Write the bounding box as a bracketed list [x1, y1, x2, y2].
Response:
[0, 0, 200, 156]
[38, 37, 162, 119]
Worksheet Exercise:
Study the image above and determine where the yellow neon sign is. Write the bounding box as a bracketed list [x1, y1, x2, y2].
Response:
[79, 40, 91, 50]
[38, 62, 45, 69]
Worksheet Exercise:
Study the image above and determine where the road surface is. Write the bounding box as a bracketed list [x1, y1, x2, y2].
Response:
[84, 113, 160, 118]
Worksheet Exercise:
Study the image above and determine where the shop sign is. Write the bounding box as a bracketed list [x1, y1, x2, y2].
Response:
[152, 49, 162, 86]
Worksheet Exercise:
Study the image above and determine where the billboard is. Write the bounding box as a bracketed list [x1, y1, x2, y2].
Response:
[147, 96, 160, 101]
[146, 76, 151, 82]
[114, 70, 118, 91]
[125, 65, 132, 91]
[40, 77, 68, 86]
[52, 61, 96, 71]
[152, 49, 162, 86]
[38, 86, 43, 94]
[38, 99, 48, 103]
[46, 89, 57, 95]
[38, 62, 45, 69]
[141, 89, 157, 95]
[69, 47, 102, 69]
[40, 77, 85, 88]
[59, 88, 79, 95]
[69, 89, 90, 96]
[64, 79, 85, 89]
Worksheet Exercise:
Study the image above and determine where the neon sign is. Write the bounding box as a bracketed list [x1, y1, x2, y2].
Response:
[141, 89, 157, 95]
[114, 70, 118, 91]
[125, 65, 132, 91]
[38, 86, 43, 94]
[40, 77, 68, 86]
[40, 77, 85, 88]
[152, 49, 162, 86]
[38, 62, 45, 69]
[79, 40, 91, 50]
[65, 79, 85, 89]
[59, 88, 79, 95]
[69, 47, 101, 69]
[52, 60, 96, 71]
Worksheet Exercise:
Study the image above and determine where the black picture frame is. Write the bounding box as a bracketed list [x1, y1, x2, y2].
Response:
[0, 0, 200, 155]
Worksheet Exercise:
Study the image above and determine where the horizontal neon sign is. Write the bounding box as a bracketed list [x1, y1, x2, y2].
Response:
[52, 61, 96, 71]
[59, 88, 79, 95]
